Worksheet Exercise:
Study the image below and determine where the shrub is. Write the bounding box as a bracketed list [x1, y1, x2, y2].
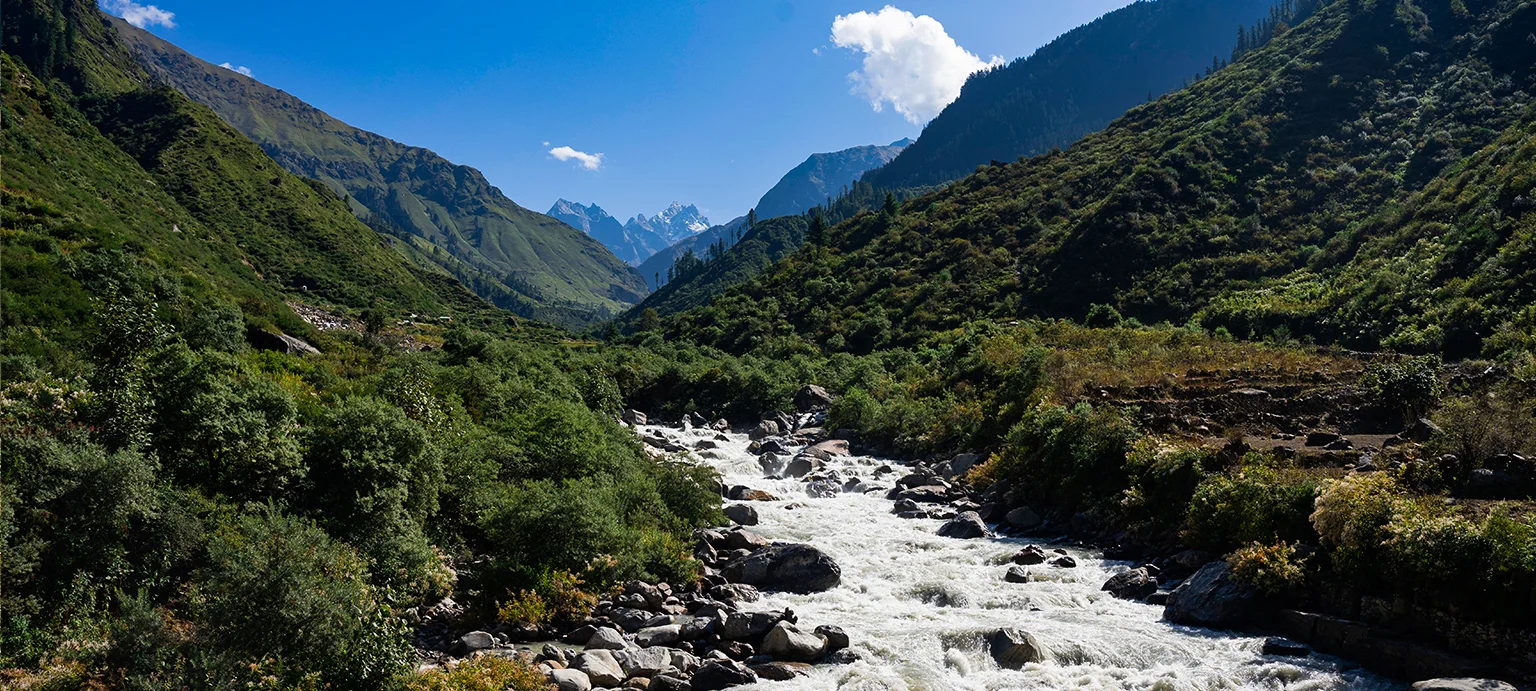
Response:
[993, 403, 1139, 514]
[1184, 460, 1318, 550]
[194, 504, 412, 688]
[1228, 541, 1307, 594]
[1311, 473, 1406, 581]
[406, 655, 549, 691]
[496, 591, 551, 627]
[1120, 441, 1211, 539]
[1430, 392, 1536, 468]
[1361, 355, 1443, 423]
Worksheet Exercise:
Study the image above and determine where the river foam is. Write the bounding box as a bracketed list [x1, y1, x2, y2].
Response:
[648, 423, 1403, 691]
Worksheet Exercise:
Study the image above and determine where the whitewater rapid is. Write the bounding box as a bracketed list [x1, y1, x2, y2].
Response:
[649, 423, 1402, 691]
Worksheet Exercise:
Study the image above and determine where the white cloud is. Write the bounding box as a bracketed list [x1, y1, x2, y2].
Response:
[100, 0, 177, 29]
[831, 6, 1002, 124]
[549, 145, 604, 171]
[219, 62, 253, 77]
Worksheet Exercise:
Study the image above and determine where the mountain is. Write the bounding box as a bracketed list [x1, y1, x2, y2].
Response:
[635, 216, 748, 290]
[107, 18, 646, 326]
[2, 0, 492, 353]
[754, 138, 911, 219]
[625, 203, 711, 247]
[547, 199, 660, 266]
[660, 0, 1536, 359]
[863, 0, 1290, 191]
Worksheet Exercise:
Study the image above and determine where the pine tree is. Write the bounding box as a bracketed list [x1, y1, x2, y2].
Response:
[807, 212, 827, 246]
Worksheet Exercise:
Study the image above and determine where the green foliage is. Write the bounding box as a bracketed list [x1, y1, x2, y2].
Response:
[1184, 459, 1319, 551]
[1120, 442, 1212, 539]
[1228, 541, 1308, 595]
[1430, 389, 1536, 468]
[405, 655, 550, 691]
[993, 403, 1139, 515]
[1360, 355, 1443, 423]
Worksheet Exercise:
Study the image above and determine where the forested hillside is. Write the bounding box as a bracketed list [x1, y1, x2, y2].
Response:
[863, 0, 1294, 191]
[754, 139, 910, 219]
[664, 0, 1536, 360]
[109, 18, 648, 326]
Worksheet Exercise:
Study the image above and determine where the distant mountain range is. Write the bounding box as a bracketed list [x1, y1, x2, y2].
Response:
[754, 138, 910, 219]
[549, 201, 710, 267]
[108, 17, 646, 326]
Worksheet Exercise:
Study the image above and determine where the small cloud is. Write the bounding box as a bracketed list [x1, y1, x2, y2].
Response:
[812, 47, 822, 56]
[219, 62, 253, 77]
[549, 145, 604, 171]
[831, 5, 1002, 124]
[542, 141, 551, 146]
[100, 0, 176, 29]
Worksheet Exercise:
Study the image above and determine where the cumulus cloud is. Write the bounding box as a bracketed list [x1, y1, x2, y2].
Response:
[549, 145, 604, 171]
[219, 62, 253, 77]
[831, 6, 1002, 124]
[100, 0, 177, 29]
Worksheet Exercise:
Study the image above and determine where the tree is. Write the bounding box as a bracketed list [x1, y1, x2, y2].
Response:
[637, 308, 662, 333]
[882, 192, 900, 217]
[807, 211, 828, 246]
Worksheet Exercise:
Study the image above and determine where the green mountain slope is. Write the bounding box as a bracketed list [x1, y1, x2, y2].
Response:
[863, 0, 1298, 191]
[109, 17, 647, 326]
[661, 0, 1536, 359]
[2, 0, 488, 357]
[754, 139, 910, 219]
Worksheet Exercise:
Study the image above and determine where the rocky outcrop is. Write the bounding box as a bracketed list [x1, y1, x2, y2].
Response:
[721, 544, 842, 593]
[1163, 562, 1256, 628]
[794, 385, 835, 411]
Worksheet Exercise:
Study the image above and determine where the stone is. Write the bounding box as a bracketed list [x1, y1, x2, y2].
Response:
[760, 621, 827, 661]
[1406, 417, 1443, 442]
[550, 668, 593, 691]
[729, 487, 777, 502]
[458, 630, 495, 652]
[721, 544, 841, 593]
[709, 583, 761, 603]
[936, 511, 991, 539]
[751, 661, 812, 680]
[784, 456, 821, 478]
[716, 641, 755, 660]
[722, 529, 770, 551]
[749, 420, 779, 440]
[805, 479, 840, 498]
[1004, 566, 1031, 583]
[690, 660, 758, 690]
[898, 485, 952, 504]
[1004, 506, 1043, 530]
[1102, 568, 1157, 600]
[723, 504, 758, 526]
[611, 608, 656, 632]
[758, 439, 790, 455]
[1164, 562, 1257, 629]
[667, 648, 700, 673]
[1261, 637, 1309, 657]
[586, 627, 628, 650]
[757, 453, 786, 476]
[1305, 431, 1342, 447]
[248, 329, 320, 355]
[575, 649, 628, 687]
[636, 625, 682, 648]
[808, 439, 850, 457]
[794, 385, 835, 411]
[648, 675, 690, 691]
[989, 629, 1048, 669]
[721, 610, 783, 640]
[1049, 555, 1077, 568]
[563, 624, 599, 645]
[614, 647, 672, 678]
[543, 644, 569, 664]
[623, 410, 647, 426]
[1409, 680, 1518, 691]
[1011, 545, 1049, 565]
[1323, 438, 1354, 451]
[824, 649, 860, 664]
[1160, 550, 1215, 580]
[815, 624, 849, 653]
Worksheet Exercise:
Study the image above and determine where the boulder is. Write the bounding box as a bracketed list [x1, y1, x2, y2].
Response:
[784, 456, 821, 478]
[458, 630, 495, 652]
[750, 661, 811, 680]
[1160, 550, 1215, 580]
[1011, 545, 1048, 565]
[760, 621, 827, 661]
[636, 625, 682, 648]
[648, 675, 690, 691]
[721, 544, 841, 593]
[722, 504, 759, 526]
[614, 647, 672, 678]
[690, 660, 758, 691]
[1409, 681, 1518, 691]
[794, 385, 835, 411]
[1003, 506, 1043, 531]
[805, 479, 840, 498]
[749, 421, 779, 440]
[1405, 417, 1443, 442]
[936, 511, 991, 539]
[550, 668, 594, 691]
[1163, 562, 1257, 629]
[949, 453, 982, 478]
[808, 439, 851, 457]
[721, 610, 784, 640]
[563, 624, 599, 645]
[722, 529, 769, 551]
[989, 629, 1048, 669]
[815, 625, 849, 653]
[728, 487, 778, 502]
[1305, 431, 1342, 447]
[899, 485, 953, 504]
[623, 410, 648, 426]
[709, 583, 761, 603]
[758, 439, 790, 455]
[248, 329, 321, 355]
[757, 453, 786, 476]
[1261, 637, 1309, 657]
[1102, 568, 1157, 600]
[575, 649, 628, 687]
[586, 627, 628, 650]
[1004, 566, 1031, 583]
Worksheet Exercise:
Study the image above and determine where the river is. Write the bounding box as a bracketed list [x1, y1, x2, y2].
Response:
[647, 423, 1403, 691]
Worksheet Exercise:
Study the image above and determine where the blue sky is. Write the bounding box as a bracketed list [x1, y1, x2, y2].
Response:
[105, 1, 1134, 224]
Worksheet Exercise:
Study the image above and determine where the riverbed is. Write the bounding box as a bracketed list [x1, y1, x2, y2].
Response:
[649, 423, 1403, 691]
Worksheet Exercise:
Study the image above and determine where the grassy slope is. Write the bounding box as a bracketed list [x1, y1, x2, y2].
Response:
[2, 0, 490, 352]
[661, 0, 1535, 359]
[109, 18, 648, 327]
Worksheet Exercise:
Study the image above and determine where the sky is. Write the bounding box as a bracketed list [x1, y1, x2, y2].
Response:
[103, 0, 1135, 224]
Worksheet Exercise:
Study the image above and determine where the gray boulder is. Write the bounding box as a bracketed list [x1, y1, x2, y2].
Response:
[574, 649, 627, 687]
[1102, 568, 1157, 600]
[690, 660, 758, 690]
[749, 420, 779, 440]
[936, 511, 991, 539]
[760, 621, 827, 661]
[795, 385, 835, 411]
[1004, 566, 1031, 583]
[750, 661, 811, 680]
[635, 625, 682, 648]
[1004, 506, 1043, 530]
[815, 624, 849, 653]
[784, 456, 821, 478]
[721, 544, 841, 593]
[458, 630, 495, 652]
[898, 485, 952, 504]
[614, 647, 671, 678]
[1163, 562, 1257, 629]
[586, 627, 628, 650]
[807, 439, 850, 457]
[721, 610, 783, 640]
[649, 675, 690, 691]
[623, 410, 647, 426]
[723, 504, 759, 526]
[989, 629, 1048, 669]
[1011, 545, 1048, 565]
[550, 668, 593, 691]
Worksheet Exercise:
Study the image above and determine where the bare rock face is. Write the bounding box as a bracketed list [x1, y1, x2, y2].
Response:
[721, 544, 842, 593]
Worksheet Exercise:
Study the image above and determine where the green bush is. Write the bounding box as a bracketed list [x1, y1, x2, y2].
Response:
[1183, 459, 1318, 551]
[1120, 441, 1211, 539]
[1361, 355, 1443, 424]
[1430, 391, 1536, 468]
[993, 403, 1139, 514]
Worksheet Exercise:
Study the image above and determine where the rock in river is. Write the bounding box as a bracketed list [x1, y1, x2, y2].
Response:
[1163, 562, 1256, 629]
[1102, 567, 1157, 600]
[721, 543, 841, 593]
[936, 511, 991, 539]
[690, 660, 758, 690]
[989, 629, 1048, 669]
